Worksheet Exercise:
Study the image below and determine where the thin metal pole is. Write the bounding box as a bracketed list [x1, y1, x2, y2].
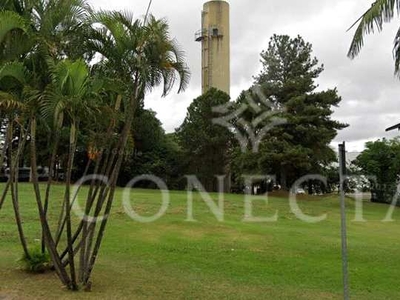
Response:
[339, 142, 350, 300]
[144, 0, 153, 25]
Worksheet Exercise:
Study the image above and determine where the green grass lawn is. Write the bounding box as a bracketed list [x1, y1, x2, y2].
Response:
[1, 183, 400, 299]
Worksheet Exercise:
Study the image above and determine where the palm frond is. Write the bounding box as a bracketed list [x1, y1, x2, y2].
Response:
[88, 11, 190, 103]
[393, 26, 400, 74]
[0, 91, 25, 110]
[0, 61, 29, 85]
[0, 10, 28, 45]
[348, 0, 400, 58]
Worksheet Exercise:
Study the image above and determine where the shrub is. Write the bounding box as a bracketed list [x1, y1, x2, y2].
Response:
[19, 247, 51, 273]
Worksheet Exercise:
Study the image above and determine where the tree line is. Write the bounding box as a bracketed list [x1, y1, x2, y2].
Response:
[42, 35, 348, 195]
[84, 34, 347, 194]
[176, 34, 347, 193]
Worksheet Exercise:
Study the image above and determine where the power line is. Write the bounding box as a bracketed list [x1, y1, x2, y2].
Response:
[144, 0, 153, 25]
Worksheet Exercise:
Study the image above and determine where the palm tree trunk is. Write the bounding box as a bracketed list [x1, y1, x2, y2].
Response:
[9, 121, 30, 258]
[0, 180, 11, 210]
[71, 124, 123, 275]
[64, 119, 79, 290]
[81, 131, 125, 283]
[0, 119, 11, 175]
[30, 115, 71, 287]
[83, 94, 138, 285]
[10, 177, 30, 259]
[61, 127, 117, 273]
[42, 130, 60, 253]
[79, 153, 103, 282]
[56, 158, 91, 249]
[0, 120, 12, 211]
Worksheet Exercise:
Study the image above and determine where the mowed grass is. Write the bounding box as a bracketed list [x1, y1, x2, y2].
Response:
[1, 184, 400, 299]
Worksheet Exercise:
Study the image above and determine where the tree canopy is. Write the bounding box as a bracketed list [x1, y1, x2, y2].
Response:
[354, 138, 400, 203]
[232, 35, 347, 190]
[177, 88, 232, 192]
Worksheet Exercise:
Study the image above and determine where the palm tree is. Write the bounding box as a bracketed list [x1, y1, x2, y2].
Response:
[1, 1, 190, 291]
[71, 11, 190, 288]
[42, 58, 99, 289]
[0, 7, 30, 175]
[348, 0, 400, 73]
[0, 62, 31, 259]
[0, 0, 93, 289]
[0, 58, 74, 288]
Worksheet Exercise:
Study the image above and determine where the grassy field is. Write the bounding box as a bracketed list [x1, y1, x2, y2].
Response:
[1, 183, 400, 299]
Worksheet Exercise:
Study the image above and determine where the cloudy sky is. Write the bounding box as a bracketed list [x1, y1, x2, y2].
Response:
[88, 0, 400, 152]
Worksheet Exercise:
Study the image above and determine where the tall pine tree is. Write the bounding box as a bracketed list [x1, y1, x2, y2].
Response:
[234, 35, 347, 190]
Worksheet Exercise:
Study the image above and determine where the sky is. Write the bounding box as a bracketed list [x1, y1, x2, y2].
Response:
[88, 0, 400, 152]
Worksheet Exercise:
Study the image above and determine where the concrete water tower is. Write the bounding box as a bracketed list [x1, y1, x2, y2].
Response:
[195, 0, 230, 95]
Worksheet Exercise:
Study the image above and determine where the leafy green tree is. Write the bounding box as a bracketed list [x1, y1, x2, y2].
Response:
[234, 35, 347, 190]
[177, 88, 232, 192]
[354, 138, 400, 203]
[163, 133, 186, 189]
[119, 109, 185, 189]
